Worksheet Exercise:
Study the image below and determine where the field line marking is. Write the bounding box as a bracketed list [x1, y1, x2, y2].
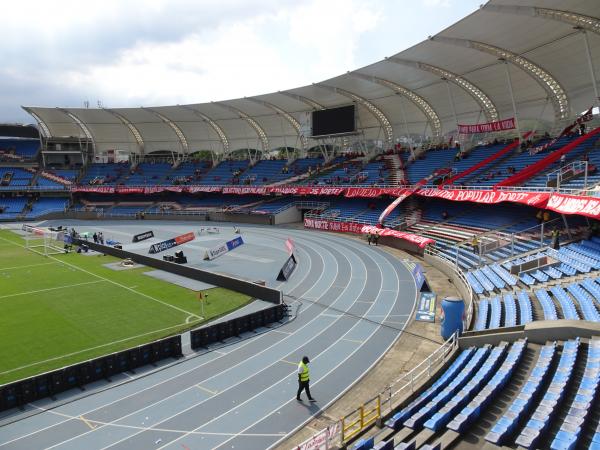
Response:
[0, 235, 201, 320]
[0, 280, 105, 300]
[0, 262, 57, 271]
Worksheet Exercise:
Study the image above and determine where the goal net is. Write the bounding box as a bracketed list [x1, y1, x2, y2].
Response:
[22, 225, 65, 256]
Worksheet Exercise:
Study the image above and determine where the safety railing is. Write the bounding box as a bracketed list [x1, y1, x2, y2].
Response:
[293, 332, 458, 449]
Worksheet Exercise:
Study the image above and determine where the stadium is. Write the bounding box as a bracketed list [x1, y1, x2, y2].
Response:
[1, 1, 600, 449]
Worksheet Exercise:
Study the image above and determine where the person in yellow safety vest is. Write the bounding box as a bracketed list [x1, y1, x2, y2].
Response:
[296, 356, 316, 402]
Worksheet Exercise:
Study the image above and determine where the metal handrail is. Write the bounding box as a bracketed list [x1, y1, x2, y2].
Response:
[296, 332, 458, 449]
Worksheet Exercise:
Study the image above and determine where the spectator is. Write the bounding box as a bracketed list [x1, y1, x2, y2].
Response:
[551, 228, 560, 250]
[442, 211, 449, 220]
[471, 236, 480, 255]
[543, 210, 551, 223]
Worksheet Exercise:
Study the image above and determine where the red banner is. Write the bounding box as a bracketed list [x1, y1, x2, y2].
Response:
[174, 232, 195, 245]
[458, 118, 515, 134]
[115, 186, 145, 194]
[185, 186, 222, 193]
[378, 189, 414, 224]
[416, 188, 550, 208]
[222, 186, 270, 195]
[72, 185, 115, 194]
[344, 188, 385, 198]
[303, 218, 364, 233]
[546, 193, 600, 219]
[360, 225, 435, 248]
[270, 186, 345, 196]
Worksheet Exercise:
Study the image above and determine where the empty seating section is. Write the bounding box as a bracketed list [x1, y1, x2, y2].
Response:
[566, 284, 600, 322]
[199, 160, 249, 185]
[551, 339, 600, 449]
[385, 347, 476, 430]
[0, 197, 27, 218]
[515, 339, 580, 449]
[240, 160, 287, 185]
[26, 198, 67, 218]
[401, 345, 491, 430]
[121, 163, 172, 185]
[446, 142, 507, 180]
[534, 290, 559, 320]
[503, 293, 517, 327]
[517, 291, 533, 324]
[549, 286, 580, 320]
[406, 148, 455, 184]
[468, 135, 576, 187]
[0, 167, 33, 188]
[486, 342, 557, 445]
[474, 299, 489, 331]
[525, 134, 596, 189]
[447, 340, 526, 433]
[423, 342, 507, 431]
[0, 138, 39, 159]
[80, 163, 129, 185]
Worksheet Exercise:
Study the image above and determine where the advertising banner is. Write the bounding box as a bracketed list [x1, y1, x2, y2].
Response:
[148, 231, 195, 254]
[222, 186, 270, 195]
[412, 263, 426, 291]
[132, 230, 154, 243]
[415, 292, 436, 322]
[303, 218, 364, 233]
[416, 188, 550, 208]
[458, 117, 515, 134]
[204, 236, 245, 260]
[277, 254, 297, 281]
[546, 193, 600, 219]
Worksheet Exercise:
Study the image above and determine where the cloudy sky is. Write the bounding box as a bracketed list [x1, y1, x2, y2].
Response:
[2, 0, 481, 124]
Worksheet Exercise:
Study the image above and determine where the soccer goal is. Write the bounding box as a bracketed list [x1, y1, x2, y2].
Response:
[23, 225, 65, 256]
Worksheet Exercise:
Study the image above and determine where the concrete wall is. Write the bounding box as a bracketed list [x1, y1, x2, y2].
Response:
[273, 206, 302, 225]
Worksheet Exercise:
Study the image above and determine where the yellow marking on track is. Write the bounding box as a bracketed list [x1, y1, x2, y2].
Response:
[342, 338, 363, 344]
[280, 359, 297, 366]
[196, 384, 218, 395]
[79, 415, 96, 430]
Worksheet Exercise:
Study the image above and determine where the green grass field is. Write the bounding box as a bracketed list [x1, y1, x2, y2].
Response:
[0, 229, 251, 385]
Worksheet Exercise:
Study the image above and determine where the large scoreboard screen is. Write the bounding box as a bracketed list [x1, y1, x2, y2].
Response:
[311, 105, 356, 137]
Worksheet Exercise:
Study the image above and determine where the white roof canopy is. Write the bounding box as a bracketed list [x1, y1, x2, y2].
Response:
[24, 0, 600, 156]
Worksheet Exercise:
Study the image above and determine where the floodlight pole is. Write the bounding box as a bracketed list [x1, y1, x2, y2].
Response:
[502, 59, 522, 142]
[580, 28, 599, 102]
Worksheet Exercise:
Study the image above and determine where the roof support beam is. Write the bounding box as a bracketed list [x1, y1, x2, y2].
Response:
[143, 108, 189, 154]
[315, 83, 394, 145]
[21, 107, 51, 138]
[245, 98, 307, 151]
[59, 108, 96, 154]
[213, 102, 270, 152]
[102, 109, 145, 156]
[482, 5, 600, 35]
[431, 36, 570, 121]
[386, 57, 499, 123]
[278, 91, 325, 110]
[178, 105, 229, 154]
[349, 72, 442, 139]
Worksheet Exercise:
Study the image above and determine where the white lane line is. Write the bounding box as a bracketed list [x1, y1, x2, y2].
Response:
[196, 384, 218, 396]
[0, 235, 201, 320]
[3, 240, 317, 448]
[227, 236, 415, 450]
[94, 234, 355, 450]
[0, 262, 57, 271]
[25, 404, 285, 437]
[270, 329, 292, 336]
[0, 280, 105, 301]
[169, 237, 394, 450]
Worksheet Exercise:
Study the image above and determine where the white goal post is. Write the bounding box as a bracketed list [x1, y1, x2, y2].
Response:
[22, 224, 66, 256]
